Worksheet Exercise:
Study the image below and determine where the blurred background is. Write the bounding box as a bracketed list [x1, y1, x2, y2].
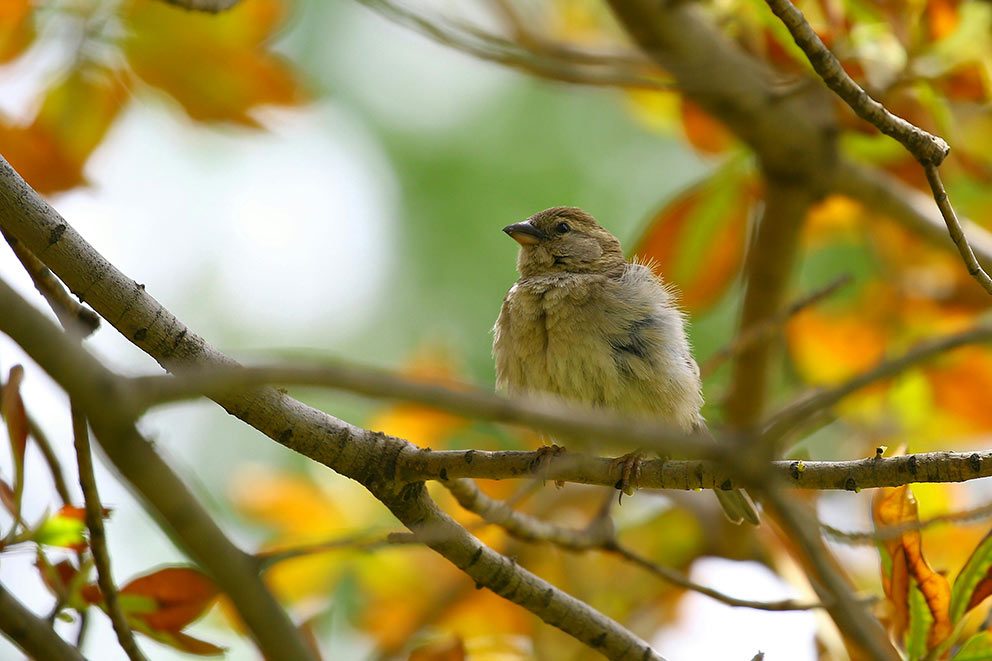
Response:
[3, 0, 992, 659]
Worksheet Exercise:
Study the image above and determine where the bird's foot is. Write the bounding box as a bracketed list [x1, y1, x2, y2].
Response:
[612, 450, 644, 504]
[531, 444, 566, 487]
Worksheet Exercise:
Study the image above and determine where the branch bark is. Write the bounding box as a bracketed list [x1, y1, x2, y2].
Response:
[0, 156, 664, 661]
[0, 582, 85, 661]
[0, 277, 316, 661]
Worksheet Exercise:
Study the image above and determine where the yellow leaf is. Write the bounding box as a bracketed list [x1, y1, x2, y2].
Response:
[365, 349, 469, 448]
[121, 0, 303, 125]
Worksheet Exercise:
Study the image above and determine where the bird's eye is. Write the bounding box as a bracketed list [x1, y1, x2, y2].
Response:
[555, 222, 570, 234]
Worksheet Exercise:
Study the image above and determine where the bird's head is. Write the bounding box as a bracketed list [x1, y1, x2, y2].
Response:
[503, 207, 625, 278]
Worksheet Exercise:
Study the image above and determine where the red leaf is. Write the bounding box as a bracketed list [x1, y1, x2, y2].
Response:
[632, 165, 756, 313]
[120, 566, 219, 632]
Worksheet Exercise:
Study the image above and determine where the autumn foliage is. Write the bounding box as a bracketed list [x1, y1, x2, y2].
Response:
[5, 0, 992, 659]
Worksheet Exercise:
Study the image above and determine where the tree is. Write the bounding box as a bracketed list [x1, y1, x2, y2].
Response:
[2, 0, 992, 659]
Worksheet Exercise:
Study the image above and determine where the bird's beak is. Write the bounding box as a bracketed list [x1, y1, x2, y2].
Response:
[502, 221, 545, 246]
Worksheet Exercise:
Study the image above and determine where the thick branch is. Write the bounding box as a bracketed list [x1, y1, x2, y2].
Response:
[0, 278, 315, 661]
[762, 489, 897, 660]
[605, 0, 835, 179]
[725, 180, 817, 429]
[0, 156, 663, 661]
[0, 582, 84, 661]
[404, 449, 992, 491]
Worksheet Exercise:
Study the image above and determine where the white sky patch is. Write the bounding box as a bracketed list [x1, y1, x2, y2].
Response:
[652, 558, 818, 661]
[52, 99, 395, 350]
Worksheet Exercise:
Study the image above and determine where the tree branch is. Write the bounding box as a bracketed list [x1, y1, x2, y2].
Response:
[762, 488, 898, 660]
[2, 229, 99, 336]
[408, 449, 992, 492]
[764, 322, 992, 442]
[833, 161, 992, 270]
[922, 164, 992, 293]
[0, 156, 665, 661]
[0, 582, 85, 661]
[158, 0, 241, 13]
[446, 478, 834, 612]
[71, 404, 145, 661]
[761, 0, 948, 166]
[356, 0, 671, 91]
[724, 180, 818, 429]
[0, 277, 316, 661]
[604, 0, 836, 179]
[761, 0, 992, 297]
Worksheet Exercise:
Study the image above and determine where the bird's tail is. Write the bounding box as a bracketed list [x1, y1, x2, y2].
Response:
[714, 488, 760, 526]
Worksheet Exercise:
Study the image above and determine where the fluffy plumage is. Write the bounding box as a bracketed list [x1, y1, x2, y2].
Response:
[493, 207, 758, 525]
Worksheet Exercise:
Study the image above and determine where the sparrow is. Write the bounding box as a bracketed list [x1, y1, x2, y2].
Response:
[492, 206, 758, 525]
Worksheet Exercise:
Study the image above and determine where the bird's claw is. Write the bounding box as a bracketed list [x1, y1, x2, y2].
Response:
[531, 444, 566, 487]
[612, 450, 644, 504]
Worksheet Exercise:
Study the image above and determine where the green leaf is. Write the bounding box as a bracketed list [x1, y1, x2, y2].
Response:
[32, 513, 86, 549]
[907, 580, 934, 660]
[954, 632, 992, 660]
[951, 530, 992, 623]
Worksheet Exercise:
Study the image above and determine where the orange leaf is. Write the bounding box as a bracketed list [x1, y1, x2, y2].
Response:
[632, 166, 755, 313]
[121, 0, 303, 125]
[120, 566, 219, 632]
[0, 0, 33, 64]
[57, 504, 112, 521]
[679, 99, 735, 155]
[787, 308, 887, 386]
[366, 349, 469, 448]
[0, 65, 126, 193]
[873, 486, 952, 650]
[925, 0, 960, 40]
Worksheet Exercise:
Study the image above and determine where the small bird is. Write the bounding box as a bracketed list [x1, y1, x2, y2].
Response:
[493, 206, 758, 525]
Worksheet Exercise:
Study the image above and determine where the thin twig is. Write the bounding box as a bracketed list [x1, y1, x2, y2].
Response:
[445, 477, 833, 612]
[356, 0, 672, 90]
[762, 0, 948, 166]
[764, 322, 992, 443]
[0, 278, 318, 661]
[254, 531, 418, 570]
[700, 274, 851, 379]
[26, 416, 73, 505]
[71, 404, 146, 661]
[923, 164, 992, 294]
[607, 543, 837, 612]
[158, 0, 240, 12]
[763, 0, 992, 295]
[2, 229, 99, 336]
[130, 364, 719, 460]
[762, 488, 898, 660]
[824, 499, 992, 545]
